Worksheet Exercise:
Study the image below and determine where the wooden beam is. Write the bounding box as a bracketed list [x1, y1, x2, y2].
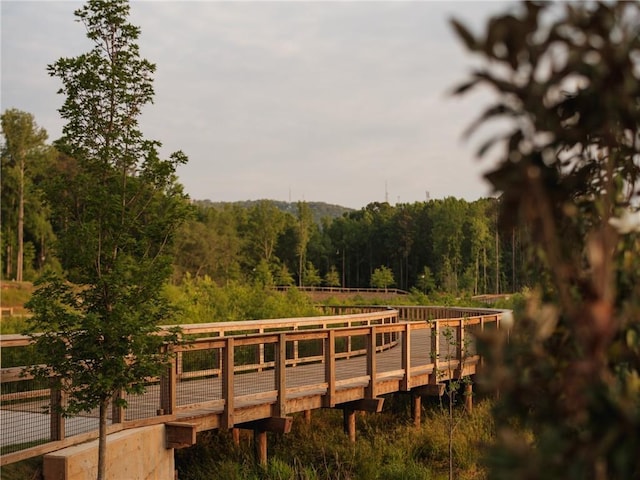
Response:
[240, 417, 293, 434]
[366, 327, 377, 398]
[464, 383, 473, 412]
[338, 397, 384, 413]
[276, 333, 287, 416]
[254, 430, 267, 465]
[165, 422, 197, 449]
[323, 329, 336, 407]
[412, 383, 445, 397]
[222, 337, 235, 429]
[412, 395, 421, 427]
[160, 355, 176, 415]
[401, 325, 411, 391]
[343, 409, 356, 443]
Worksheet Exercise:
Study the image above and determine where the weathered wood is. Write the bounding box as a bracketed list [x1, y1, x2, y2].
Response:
[412, 383, 445, 397]
[343, 409, 356, 442]
[276, 333, 286, 416]
[412, 395, 421, 427]
[464, 382, 473, 412]
[324, 329, 336, 407]
[159, 355, 176, 415]
[165, 422, 197, 449]
[241, 416, 293, 434]
[112, 389, 124, 424]
[401, 326, 411, 391]
[339, 397, 384, 413]
[254, 429, 267, 465]
[366, 328, 376, 398]
[50, 384, 64, 441]
[222, 337, 234, 429]
[430, 322, 440, 384]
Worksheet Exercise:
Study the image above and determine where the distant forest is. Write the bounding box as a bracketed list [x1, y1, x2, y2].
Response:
[172, 197, 530, 295]
[0, 113, 529, 296]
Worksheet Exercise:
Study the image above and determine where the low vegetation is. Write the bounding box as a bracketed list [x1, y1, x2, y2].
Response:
[176, 399, 495, 480]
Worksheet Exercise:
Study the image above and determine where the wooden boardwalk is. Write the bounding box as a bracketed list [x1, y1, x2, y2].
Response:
[0, 305, 503, 465]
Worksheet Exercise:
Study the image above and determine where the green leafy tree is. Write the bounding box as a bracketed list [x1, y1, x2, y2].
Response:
[1, 109, 52, 281]
[274, 262, 295, 287]
[453, 1, 640, 478]
[370, 265, 395, 292]
[26, 2, 189, 479]
[295, 201, 313, 286]
[246, 200, 286, 265]
[303, 261, 322, 287]
[416, 265, 435, 294]
[323, 265, 341, 287]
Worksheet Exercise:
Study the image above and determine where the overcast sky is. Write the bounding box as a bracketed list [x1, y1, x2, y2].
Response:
[2, 0, 515, 209]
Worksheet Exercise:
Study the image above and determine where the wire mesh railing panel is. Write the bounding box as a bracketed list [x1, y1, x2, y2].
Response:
[234, 344, 275, 398]
[465, 322, 482, 356]
[286, 338, 324, 390]
[64, 409, 101, 438]
[124, 381, 161, 421]
[177, 348, 222, 407]
[0, 376, 52, 455]
[377, 332, 402, 374]
[438, 326, 460, 363]
[410, 326, 432, 368]
[335, 334, 367, 383]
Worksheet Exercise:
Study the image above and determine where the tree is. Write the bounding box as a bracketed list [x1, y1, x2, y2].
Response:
[246, 200, 286, 265]
[1, 109, 51, 281]
[303, 261, 322, 287]
[323, 265, 341, 287]
[25, 2, 189, 479]
[295, 202, 313, 286]
[416, 265, 435, 294]
[370, 265, 395, 292]
[453, 1, 640, 478]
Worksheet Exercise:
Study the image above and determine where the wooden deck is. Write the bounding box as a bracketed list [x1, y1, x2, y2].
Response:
[0, 305, 504, 465]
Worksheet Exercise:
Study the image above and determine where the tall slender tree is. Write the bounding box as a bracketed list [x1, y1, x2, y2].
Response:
[1, 109, 50, 281]
[26, 2, 189, 479]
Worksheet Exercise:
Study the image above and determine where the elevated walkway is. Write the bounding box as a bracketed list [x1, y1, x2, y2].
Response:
[1, 305, 507, 479]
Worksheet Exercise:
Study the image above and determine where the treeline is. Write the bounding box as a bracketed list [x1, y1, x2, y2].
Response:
[145, 196, 533, 295]
[1, 109, 532, 295]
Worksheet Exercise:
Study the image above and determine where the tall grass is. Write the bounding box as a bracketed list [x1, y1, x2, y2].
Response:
[176, 398, 494, 480]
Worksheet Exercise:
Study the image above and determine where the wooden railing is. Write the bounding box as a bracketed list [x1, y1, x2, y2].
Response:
[0, 306, 506, 465]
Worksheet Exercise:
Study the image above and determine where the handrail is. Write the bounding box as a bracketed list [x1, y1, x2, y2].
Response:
[0, 305, 506, 465]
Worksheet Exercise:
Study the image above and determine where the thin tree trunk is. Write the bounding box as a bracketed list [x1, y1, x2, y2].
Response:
[97, 398, 108, 480]
[449, 392, 454, 480]
[495, 229, 499, 294]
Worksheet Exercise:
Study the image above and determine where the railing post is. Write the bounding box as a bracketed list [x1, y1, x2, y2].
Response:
[401, 323, 411, 391]
[324, 330, 336, 407]
[276, 333, 287, 416]
[160, 350, 176, 415]
[50, 380, 65, 441]
[430, 321, 440, 384]
[367, 326, 377, 398]
[457, 318, 465, 378]
[112, 389, 125, 423]
[257, 328, 265, 372]
[222, 337, 235, 429]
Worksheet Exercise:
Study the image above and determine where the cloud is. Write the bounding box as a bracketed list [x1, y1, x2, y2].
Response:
[2, 0, 511, 209]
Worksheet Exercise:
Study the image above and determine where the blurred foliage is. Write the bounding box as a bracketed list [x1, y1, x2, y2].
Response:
[453, 1, 640, 479]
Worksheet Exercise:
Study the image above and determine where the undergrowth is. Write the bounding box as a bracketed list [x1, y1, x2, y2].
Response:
[176, 397, 494, 480]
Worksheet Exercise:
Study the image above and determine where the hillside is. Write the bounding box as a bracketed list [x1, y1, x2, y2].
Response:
[193, 199, 354, 223]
